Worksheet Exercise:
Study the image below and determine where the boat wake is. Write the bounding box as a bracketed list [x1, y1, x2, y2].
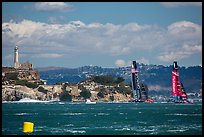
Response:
[3, 98, 53, 103]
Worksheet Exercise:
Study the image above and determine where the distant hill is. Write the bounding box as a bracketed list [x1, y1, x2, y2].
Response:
[35, 66, 67, 72]
[36, 64, 202, 96]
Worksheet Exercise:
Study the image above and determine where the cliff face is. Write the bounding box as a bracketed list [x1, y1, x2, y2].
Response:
[2, 85, 62, 101]
[2, 67, 49, 101]
[2, 85, 45, 101]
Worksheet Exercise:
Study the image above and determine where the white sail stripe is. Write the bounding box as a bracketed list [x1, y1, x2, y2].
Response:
[172, 71, 179, 76]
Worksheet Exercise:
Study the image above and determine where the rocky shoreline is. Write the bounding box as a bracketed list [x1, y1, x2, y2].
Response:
[2, 67, 134, 102]
[2, 85, 57, 101]
[2, 81, 132, 102]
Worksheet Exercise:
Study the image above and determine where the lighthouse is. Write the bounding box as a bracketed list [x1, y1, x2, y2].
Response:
[14, 45, 19, 69]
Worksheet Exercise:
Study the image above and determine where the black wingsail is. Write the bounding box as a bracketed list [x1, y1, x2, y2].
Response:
[130, 61, 153, 102]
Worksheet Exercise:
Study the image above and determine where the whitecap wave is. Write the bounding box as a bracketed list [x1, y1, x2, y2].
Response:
[115, 127, 131, 131]
[64, 124, 74, 127]
[50, 128, 86, 134]
[137, 121, 147, 124]
[61, 113, 85, 116]
[97, 113, 109, 116]
[165, 113, 202, 116]
[65, 129, 86, 134]
[167, 129, 187, 132]
[14, 113, 37, 116]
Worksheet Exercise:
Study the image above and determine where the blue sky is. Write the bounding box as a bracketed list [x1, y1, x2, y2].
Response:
[2, 2, 202, 68]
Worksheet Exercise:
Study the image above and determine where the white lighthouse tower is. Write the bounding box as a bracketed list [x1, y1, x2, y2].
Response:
[14, 45, 19, 69]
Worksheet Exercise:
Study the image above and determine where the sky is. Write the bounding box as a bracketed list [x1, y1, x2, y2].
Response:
[2, 2, 202, 68]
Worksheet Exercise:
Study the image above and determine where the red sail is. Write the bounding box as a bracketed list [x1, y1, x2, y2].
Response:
[177, 71, 182, 98]
[171, 69, 179, 97]
[170, 61, 192, 103]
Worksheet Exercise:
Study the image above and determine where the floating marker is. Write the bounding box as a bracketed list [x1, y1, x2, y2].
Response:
[23, 122, 34, 133]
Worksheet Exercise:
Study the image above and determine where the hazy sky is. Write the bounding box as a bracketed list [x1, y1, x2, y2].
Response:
[2, 2, 202, 68]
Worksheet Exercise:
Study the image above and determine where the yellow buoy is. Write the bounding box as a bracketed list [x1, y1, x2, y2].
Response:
[23, 122, 34, 133]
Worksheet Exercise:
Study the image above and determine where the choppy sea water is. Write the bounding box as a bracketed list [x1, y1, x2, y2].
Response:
[2, 102, 202, 135]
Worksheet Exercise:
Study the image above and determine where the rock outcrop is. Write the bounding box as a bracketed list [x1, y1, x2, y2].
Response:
[2, 85, 62, 101]
[2, 81, 133, 102]
[2, 67, 133, 102]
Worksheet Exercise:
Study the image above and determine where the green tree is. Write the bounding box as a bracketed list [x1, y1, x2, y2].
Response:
[15, 80, 27, 86]
[78, 84, 86, 91]
[6, 72, 18, 80]
[93, 75, 114, 85]
[59, 91, 72, 102]
[80, 90, 91, 99]
[93, 75, 125, 85]
[97, 91, 104, 98]
[109, 95, 114, 101]
[25, 82, 38, 89]
[38, 86, 48, 94]
[114, 77, 124, 84]
[62, 84, 67, 92]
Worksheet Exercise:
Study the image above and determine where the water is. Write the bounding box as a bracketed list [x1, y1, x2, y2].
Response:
[2, 102, 202, 135]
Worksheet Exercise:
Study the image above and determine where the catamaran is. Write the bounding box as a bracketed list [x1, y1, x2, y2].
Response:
[130, 61, 154, 103]
[168, 61, 193, 103]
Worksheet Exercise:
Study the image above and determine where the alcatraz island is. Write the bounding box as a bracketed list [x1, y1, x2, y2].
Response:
[2, 46, 137, 102]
